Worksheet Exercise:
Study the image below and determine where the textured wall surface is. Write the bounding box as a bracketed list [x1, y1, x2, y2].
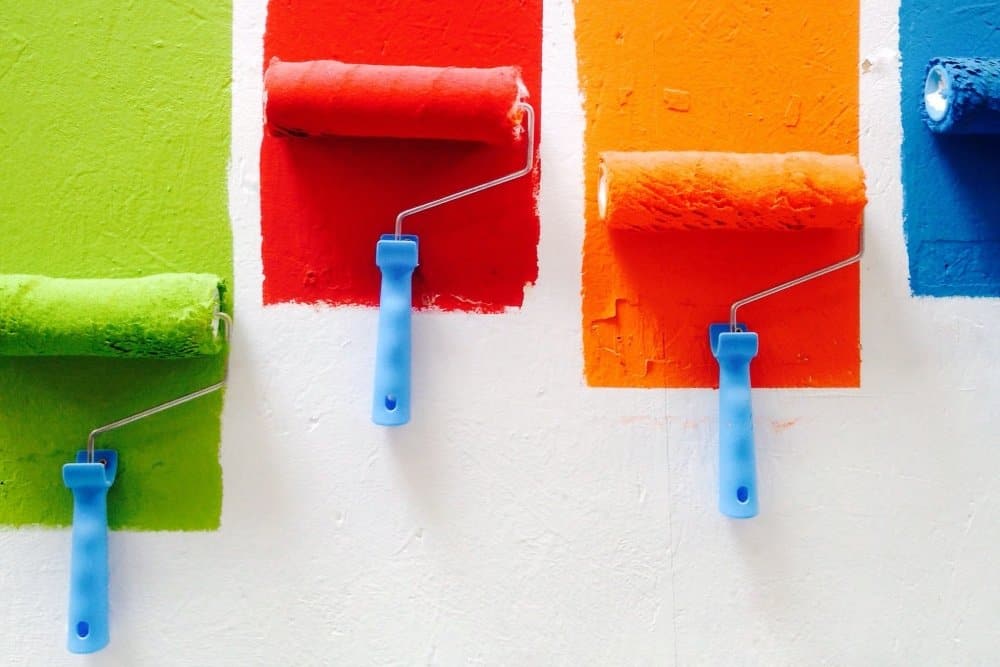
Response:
[577, 1, 862, 388]
[899, 0, 1000, 296]
[2, 0, 1000, 664]
[0, 2, 231, 529]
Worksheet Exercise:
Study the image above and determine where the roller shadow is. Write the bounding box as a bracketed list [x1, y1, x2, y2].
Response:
[378, 313, 451, 521]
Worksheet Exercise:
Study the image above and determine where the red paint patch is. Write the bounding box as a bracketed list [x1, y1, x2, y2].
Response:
[261, 0, 542, 312]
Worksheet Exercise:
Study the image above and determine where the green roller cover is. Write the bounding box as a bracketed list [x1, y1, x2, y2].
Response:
[0, 273, 226, 358]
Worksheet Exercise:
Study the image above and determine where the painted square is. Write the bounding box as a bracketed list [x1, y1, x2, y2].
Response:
[576, 1, 861, 388]
[0, 2, 232, 529]
[900, 1, 1000, 296]
[260, 0, 542, 312]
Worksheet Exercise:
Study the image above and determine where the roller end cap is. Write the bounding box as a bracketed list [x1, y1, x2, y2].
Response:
[924, 63, 952, 130]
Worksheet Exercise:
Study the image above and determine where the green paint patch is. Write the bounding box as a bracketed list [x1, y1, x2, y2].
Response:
[0, 2, 232, 529]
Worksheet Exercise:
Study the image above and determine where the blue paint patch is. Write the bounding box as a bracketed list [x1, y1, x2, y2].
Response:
[900, 1, 1000, 297]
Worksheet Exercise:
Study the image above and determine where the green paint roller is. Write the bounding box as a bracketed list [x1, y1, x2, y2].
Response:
[0, 272, 229, 653]
[0, 273, 226, 358]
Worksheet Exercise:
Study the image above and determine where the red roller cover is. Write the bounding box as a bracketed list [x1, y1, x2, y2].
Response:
[264, 58, 526, 143]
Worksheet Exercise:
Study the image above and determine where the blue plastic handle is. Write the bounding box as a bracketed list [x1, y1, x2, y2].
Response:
[62, 449, 117, 653]
[372, 234, 419, 426]
[710, 325, 759, 519]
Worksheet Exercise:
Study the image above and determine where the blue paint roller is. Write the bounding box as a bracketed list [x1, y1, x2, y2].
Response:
[923, 58, 1000, 134]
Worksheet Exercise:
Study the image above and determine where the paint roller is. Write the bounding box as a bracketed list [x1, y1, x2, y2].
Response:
[598, 151, 867, 518]
[0, 272, 230, 653]
[0, 273, 226, 358]
[923, 58, 1000, 134]
[264, 58, 534, 426]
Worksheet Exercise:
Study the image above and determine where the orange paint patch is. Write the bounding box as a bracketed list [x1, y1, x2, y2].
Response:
[576, 2, 861, 388]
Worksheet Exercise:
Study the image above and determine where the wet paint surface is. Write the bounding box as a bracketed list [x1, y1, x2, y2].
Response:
[900, 2, 1000, 296]
[260, 0, 541, 312]
[576, 1, 861, 388]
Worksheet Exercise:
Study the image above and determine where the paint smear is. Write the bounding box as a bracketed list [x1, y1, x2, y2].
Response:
[900, 1, 1000, 296]
[576, 2, 861, 387]
[260, 0, 541, 312]
[0, 2, 231, 528]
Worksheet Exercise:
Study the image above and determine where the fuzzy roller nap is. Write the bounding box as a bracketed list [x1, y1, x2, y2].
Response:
[265, 58, 525, 143]
[265, 58, 530, 427]
[0, 273, 225, 358]
[598, 150, 867, 518]
[599, 151, 867, 232]
[923, 57, 1000, 134]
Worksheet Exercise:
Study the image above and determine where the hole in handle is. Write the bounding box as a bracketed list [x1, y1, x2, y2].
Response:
[384, 395, 397, 411]
[76, 621, 90, 638]
[736, 486, 749, 504]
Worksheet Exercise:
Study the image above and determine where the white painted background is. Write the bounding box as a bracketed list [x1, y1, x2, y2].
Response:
[4, 0, 999, 664]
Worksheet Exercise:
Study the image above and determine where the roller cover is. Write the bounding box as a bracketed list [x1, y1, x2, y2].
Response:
[599, 151, 867, 232]
[0, 273, 225, 358]
[264, 58, 525, 143]
[923, 58, 1000, 134]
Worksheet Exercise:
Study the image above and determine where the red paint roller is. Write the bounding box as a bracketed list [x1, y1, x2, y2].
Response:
[264, 58, 534, 427]
[264, 58, 526, 143]
[597, 150, 867, 519]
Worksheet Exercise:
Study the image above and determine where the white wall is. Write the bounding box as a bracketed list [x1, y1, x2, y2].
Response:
[4, 0, 999, 664]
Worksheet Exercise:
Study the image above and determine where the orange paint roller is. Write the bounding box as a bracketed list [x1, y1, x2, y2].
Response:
[598, 151, 866, 232]
[264, 58, 534, 427]
[598, 150, 867, 518]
